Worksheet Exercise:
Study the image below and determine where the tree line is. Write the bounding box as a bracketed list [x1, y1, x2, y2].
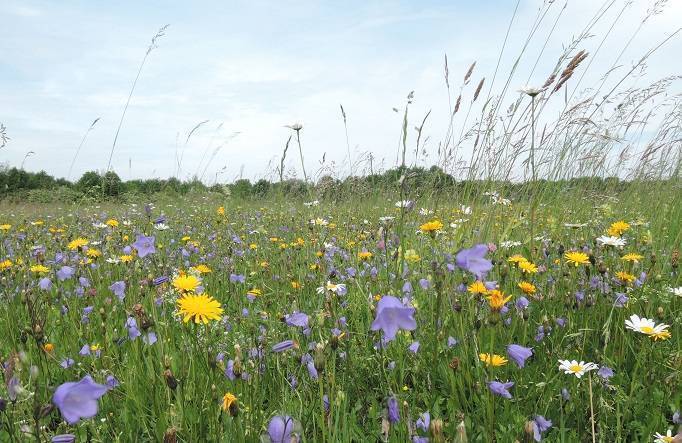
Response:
[0, 164, 666, 202]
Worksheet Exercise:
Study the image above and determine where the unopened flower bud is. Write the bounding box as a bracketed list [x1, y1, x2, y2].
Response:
[34, 403, 53, 420]
[233, 359, 243, 378]
[314, 343, 326, 372]
[430, 418, 445, 443]
[163, 427, 177, 443]
[163, 369, 178, 390]
[453, 420, 468, 443]
[335, 390, 346, 406]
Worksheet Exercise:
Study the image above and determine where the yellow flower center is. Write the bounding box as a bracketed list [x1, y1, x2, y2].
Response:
[569, 364, 583, 373]
[639, 326, 654, 334]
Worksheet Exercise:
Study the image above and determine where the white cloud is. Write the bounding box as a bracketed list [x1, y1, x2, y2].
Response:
[1, 0, 680, 182]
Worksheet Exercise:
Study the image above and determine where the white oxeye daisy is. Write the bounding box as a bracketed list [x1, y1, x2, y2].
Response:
[596, 235, 626, 247]
[154, 223, 169, 231]
[564, 223, 588, 229]
[654, 429, 676, 443]
[394, 200, 414, 209]
[558, 360, 598, 378]
[309, 218, 329, 226]
[624, 314, 670, 337]
[670, 287, 682, 298]
[518, 85, 546, 97]
[316, 281, 346, 295]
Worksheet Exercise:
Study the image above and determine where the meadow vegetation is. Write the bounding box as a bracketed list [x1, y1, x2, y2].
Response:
[0, 1, 681, 441]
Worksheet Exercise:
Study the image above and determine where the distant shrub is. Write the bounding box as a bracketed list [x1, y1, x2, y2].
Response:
[231, 179, 253, 198]
[102, 171, 122, 196]
[77, 171, 102, 193]
[26, 186, 80, 203]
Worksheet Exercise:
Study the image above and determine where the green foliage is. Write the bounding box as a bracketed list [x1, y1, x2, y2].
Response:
[231, 178, 253, 198]
[0, 190, 679, 442]
[0, 164, 677, 206]
[26, 186, 81, 203]
[102, 171, 122, 196]
[76, 170, 102, 193]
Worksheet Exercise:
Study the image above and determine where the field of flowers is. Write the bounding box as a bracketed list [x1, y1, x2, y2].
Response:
[0, 190, 680, 442]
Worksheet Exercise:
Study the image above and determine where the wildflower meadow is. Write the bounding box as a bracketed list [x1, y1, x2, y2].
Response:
[1, 1, 681, 442]
[0, 188, 680, 442]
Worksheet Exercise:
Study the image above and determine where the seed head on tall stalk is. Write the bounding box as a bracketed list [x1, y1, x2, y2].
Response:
[105, 24, 169, 173]
[519, 86, 545, 257]
[286, 122, 307, 183]
[0, 123, 9, 149]
[68, 118, 100, 181]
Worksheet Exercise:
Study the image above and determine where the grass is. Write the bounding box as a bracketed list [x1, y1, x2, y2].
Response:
[0, 183, 680, 442]
[0, 2, 681, 442]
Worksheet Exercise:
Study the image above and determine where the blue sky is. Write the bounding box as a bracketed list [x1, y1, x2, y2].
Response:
[1, 0, 680, 182]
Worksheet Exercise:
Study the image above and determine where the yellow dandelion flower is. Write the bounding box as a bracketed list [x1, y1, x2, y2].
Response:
[0, 259, 13, 271]
[43, 343, 55, 353]
[30, 264, 50, 274]
[479, 353, 508, 367]
[650, 330, 671, 341]
[0, 224, 11, 231]
[217, 206, 225, 216]
[507, 254, 528, 265]
[67, 238, 89, 250]
[221, 392, 237, 413]
[358, 251, 373, 260]
[86, 249, 102, 258]
[173, 274, 201, 293]
[607, 220, 630, 237]
[621, 253, 643, 263]
[419, 220, 443, 233]
[615, 271, 636, 284]
[105, 219, 119, 228]
[120, 255, 133, 263]
[564, 251, 590, 266]
[177, 293, 223, 324]
[247, 288, 262, 297]
[486, 290, 512, 310]
[467, 281, 488, 295]
[518, 260, 538, 274]
[291, 280, 301, 289]
[193, 264, 212, 274]
[518, 281, 536, 294]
